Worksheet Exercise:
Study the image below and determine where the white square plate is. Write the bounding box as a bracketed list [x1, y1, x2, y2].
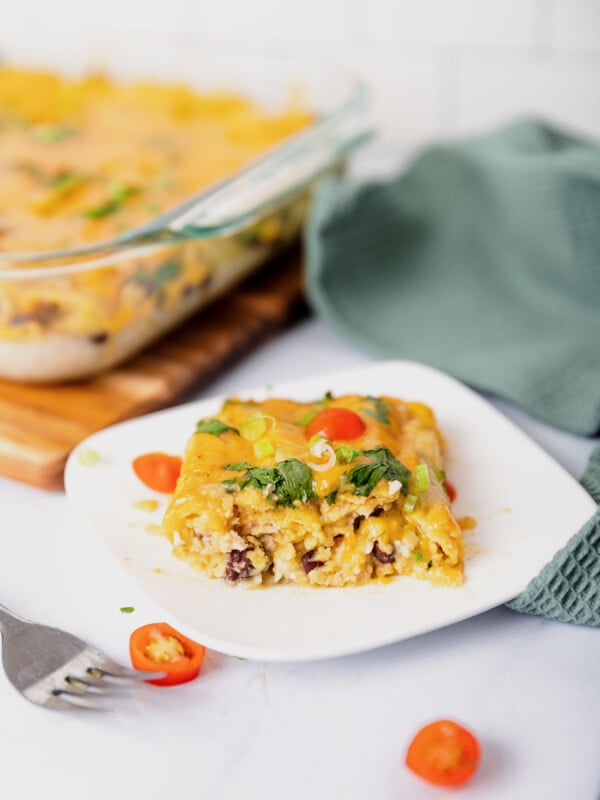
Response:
[65, 360, 595, 662]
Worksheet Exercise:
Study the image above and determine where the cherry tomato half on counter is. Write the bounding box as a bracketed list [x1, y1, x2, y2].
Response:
[130, 623, 206, 686]
[406, 719, 481, 787]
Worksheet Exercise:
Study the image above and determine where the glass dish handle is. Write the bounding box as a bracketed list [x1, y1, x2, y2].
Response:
[169, 110, 371, 236]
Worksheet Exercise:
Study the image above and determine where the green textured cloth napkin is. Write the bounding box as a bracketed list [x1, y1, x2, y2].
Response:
[305, 119, 600, 625]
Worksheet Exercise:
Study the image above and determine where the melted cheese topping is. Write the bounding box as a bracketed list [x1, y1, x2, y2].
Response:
[163, 394, 466, 588]
[0, 66, 312, 254]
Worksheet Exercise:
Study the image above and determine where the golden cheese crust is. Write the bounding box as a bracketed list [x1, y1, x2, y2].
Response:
[163, 394, 465, 587]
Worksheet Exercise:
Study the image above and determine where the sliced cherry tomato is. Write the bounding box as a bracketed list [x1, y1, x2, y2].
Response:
[445, 480, 457, 502]
[406, 719, 480, 787]
[132, 452, 182, 493]
[305, 408, 366, 441]
[129, 622, 206, 686]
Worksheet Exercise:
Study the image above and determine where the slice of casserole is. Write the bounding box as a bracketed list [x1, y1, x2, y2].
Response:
[162, 394, 465, 587]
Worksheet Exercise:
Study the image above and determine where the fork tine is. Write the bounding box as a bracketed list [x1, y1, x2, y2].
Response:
[86, 651, 166, 682]
[49, 690, 109, 711]
[44, 694, 91, 712]
[65, 675, 113, 695]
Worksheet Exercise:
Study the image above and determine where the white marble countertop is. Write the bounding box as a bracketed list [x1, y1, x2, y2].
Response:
[0, 317, 598, 800]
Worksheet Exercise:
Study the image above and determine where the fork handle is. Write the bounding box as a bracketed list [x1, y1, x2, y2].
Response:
[0, 603, 28, 637]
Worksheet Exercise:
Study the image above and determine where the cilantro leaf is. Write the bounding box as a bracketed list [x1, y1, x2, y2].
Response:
[346, 447, 410, 497]
[325, 489, 338, 505]
[276, 459, 318, 507]
[222, 459, 316, 507]
[84, 184, 139, 219]
[224, 461, 254, 471]
[361, 396, 390, 425]
[196, 418, 238, 437]
[224, 463, 279, 493]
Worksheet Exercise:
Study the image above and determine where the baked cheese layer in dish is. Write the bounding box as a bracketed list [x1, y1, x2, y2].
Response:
[163, 394, 465, 587]
[0, 65, 311, 254]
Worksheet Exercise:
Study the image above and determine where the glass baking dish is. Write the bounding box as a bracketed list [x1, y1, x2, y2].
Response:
[0, 35, 370, 382]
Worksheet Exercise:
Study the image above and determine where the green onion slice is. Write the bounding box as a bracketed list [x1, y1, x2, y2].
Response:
[253, 437, 275, 459]
[335, 445, 361, 465]
[404, 494, 418, 514]
[414, 464, 430, 494]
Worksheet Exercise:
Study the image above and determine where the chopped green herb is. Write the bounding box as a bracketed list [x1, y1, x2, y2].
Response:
[84, 200, 120, 220]
[361, 396, 390, 425]
[225, 461, 255, 472]
[196, 418, 238, 437]
[224, 462, 279, 495]
[335, 445, 361, 465]
[277, 459, 317, 506]
[323, 391, 334, 402]
[325, 489, 338, 505]
[49, 171, 86, 192]
[347, 447, 411, 498]
[84, 185, 139, 219]
[34, 125, 77, 144]
[412, 551, 423, 563]
[222, 478, 239, 493]
[414, 464, 430, 494]
[223, 458, 317, 507]
[433, 467, 446, 484]
[15, 161, 45, 180]
[132, 259, 182, 294]
[152, 259, 182, 288]
[426, 560, 433, 570]
[120, 606, 135, 613]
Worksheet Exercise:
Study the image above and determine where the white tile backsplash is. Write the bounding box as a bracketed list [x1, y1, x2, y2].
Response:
[550, 0, 600, 54]
[455, 56, 600, 140]
[193, 0, 355, 42]
[366, 0, 538, 49]
[1, 0, 598, 146]
[348, 53, 441, 143]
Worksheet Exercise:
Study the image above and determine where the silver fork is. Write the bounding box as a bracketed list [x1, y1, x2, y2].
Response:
[0, 603, 163, 710]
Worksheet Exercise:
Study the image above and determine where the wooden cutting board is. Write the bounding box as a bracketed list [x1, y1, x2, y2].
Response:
[0, 250, 307, 491]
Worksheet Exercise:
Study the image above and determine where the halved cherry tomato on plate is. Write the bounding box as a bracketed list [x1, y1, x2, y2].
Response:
[445, 480, 457, 502]
[132, 452, 182, 493]
[305, 408, 366, 441]
[130, 622, 205, 686]
[406, 719, 481, 787]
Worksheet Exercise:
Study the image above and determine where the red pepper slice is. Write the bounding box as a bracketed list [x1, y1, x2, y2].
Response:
[305, 408, 366, 441]
[129, 622, 205, 686]
[132, 452, 182, 493]
[406, 719, 481, 787]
